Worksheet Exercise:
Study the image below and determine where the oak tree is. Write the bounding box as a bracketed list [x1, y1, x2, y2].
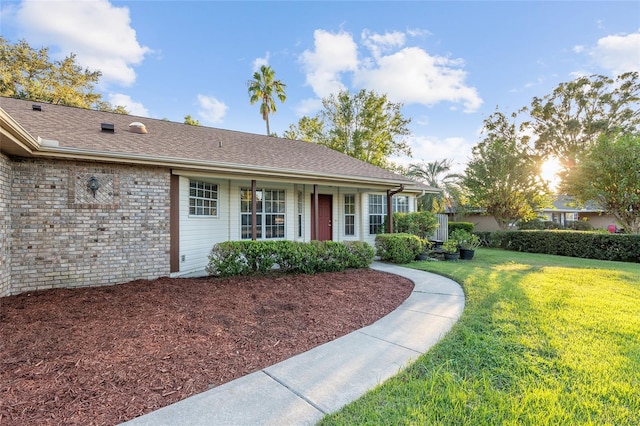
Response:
[0, 37, 127, 112]
[463, 111, 552, 229]
[284, 89, 411, 170]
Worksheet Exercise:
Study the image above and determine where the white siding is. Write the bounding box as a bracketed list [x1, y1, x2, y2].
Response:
[178, 176, 419, 273]
[179, 176, 230, 273]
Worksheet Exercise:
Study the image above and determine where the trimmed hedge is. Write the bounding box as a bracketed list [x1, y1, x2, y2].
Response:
[375, 233, 424, 264]
[449, 222, 474, 234]
[475, 230, 640, 263]
[206, 240, 375, 277]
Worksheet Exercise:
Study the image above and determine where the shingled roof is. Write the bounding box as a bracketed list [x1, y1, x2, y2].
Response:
[1, 97, 435, 191]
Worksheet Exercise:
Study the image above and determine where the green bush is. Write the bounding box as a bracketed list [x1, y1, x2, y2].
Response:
[450, 229, 481, 250]
[375, 233, 424, 264]
[566, 220, 593, 231]
[448, 222, 474, 234]
[206, 240, 375, 277]
[386, 211, 439, 239]
[475, 230, 640, 263]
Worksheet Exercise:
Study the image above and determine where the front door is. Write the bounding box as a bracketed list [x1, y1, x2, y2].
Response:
[311, 194, 333, 241]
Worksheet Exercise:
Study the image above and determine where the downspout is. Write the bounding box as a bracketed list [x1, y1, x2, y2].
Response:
[386, 185, 405, 234]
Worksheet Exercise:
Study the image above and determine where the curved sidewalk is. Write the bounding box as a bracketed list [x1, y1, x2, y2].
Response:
[122, 262, 465, 426]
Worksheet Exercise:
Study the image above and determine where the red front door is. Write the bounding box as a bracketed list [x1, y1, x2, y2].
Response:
[311, 194, 333, 241]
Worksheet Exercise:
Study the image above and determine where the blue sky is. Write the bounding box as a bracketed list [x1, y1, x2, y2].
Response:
[1, 1, 639, 173]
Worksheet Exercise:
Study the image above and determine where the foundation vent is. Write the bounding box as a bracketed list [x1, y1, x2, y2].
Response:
[128, 122, 148, 134]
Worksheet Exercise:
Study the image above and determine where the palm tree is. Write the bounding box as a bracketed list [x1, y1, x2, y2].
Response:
[407, 159, 464, 214]
[247, 65, 286, 136]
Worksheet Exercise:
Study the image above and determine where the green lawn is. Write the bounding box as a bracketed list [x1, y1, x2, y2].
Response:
[320, 249, 640, 425]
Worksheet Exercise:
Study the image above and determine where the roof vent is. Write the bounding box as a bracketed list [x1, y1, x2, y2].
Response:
[32, 104, 42, 111]
[128, 121, 148, 134]
[101, 123, 115, 133]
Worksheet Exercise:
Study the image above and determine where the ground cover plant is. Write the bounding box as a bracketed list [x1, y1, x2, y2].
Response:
[320, 249, 640, 425]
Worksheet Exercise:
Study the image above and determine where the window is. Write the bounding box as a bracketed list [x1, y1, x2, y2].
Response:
[241, 188, 285, 239]
[368, 194, 411, 234]
[369, 194, 385, 234]
[189, 180, 218, 216]
[393, 196, 410, 213]
[344, 194, 355, 235]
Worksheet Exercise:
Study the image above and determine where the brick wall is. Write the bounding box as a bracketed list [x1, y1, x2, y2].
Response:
[7, 158, 171, 295]
[0, 153, 11, 296]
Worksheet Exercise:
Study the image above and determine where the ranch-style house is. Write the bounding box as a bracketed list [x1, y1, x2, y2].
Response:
[0, 97, 436, 297]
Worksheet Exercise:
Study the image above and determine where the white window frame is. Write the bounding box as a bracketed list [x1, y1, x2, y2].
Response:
[368, 194, 412, 234]
[189, 180, 218, 217]
[344, 194, 356, 236]
[240, 188, 286, 239]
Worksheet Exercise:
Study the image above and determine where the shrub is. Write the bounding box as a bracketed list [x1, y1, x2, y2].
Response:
[450, 229, 481, 250]
[448, 222, 474, 234]
[442, 238, 460, 254]
[476, 230, 640, 263]
[375, 233, 424, 264]
[206, 240, 375, 277]
[387, 211, 439, 239]
[566, 220, 593, 231]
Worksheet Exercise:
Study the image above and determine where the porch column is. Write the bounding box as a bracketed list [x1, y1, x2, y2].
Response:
[251, 179, 257, 241]
[313, 184, 319, 240]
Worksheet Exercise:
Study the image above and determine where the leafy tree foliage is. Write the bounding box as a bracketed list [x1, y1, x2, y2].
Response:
[247, 65, 286, 136]
[463, 111, 552, 229]
[528, 72, 640, 169]
[407, 159, 464, 214]
[0, 37, 127, 112]
[284, 89, 411, 169]
[564, 133, 640, 234]
[183, 114, 201, 126]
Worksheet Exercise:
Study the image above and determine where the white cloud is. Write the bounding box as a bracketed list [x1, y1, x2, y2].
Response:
[300, 29, 359, 98]
[197, 95, 228, 124]
[12, 0, 150, 86]
[392, 134, 473, 174]
[354, 46, 483, 112]
[298, 29, 482, 114]
[108, 93, 148, 116]
[252, 53, 270, 72]
[361, 29, 405, 59]
[589, 31, 640, 74]
[294, 97, 323, 117]
[573, 45, 585, 53]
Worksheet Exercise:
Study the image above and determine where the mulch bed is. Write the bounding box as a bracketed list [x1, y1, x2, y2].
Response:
[0, 269, 413, 425]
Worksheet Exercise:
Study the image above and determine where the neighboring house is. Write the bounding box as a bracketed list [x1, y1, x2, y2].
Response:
[0, 97, 436, 296]
[447, 196, 616, 232]
[538, 195, 615, 229]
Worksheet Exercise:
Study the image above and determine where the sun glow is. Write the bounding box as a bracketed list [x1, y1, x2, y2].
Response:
[541, 157, 562, 193]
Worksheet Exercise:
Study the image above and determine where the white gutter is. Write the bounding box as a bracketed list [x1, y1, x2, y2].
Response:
[34, 144, 433, 191]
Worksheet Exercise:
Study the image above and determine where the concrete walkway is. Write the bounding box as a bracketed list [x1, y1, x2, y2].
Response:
[122, 262, 465, 426]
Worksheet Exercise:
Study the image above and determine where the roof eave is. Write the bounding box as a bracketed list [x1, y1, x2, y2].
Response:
[34, 145, 434, 191]
[0, 107, 41, 156]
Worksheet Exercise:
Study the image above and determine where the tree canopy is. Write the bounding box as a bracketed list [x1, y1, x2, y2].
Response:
[283, 89, 412, 170]
[463, 111, 552, 229]
[184, 115, 201, 126]
[407, 159, 463, 214]
[0, 37, 127, 113]
[564, 133, 640, 234]
[247, 65, 286, 136]
[528, 72, 640, 170]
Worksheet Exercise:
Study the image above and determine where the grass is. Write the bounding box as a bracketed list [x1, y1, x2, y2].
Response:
[319, 248, 640, 425]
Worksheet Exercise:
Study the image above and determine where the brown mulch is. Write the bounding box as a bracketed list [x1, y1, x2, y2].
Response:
[0, 269, 413, 426]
